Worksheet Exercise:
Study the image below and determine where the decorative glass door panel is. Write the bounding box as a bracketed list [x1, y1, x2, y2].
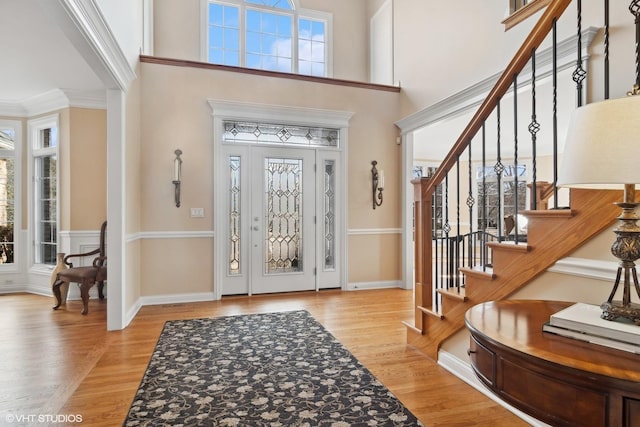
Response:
[264, 157, 303, 274]
[251, 147, 315, 293]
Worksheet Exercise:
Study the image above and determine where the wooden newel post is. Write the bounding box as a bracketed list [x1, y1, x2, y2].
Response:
[413, 177, 434, 330]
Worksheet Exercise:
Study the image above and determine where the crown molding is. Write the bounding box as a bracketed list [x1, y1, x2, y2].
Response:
[0, 89, 107, 117]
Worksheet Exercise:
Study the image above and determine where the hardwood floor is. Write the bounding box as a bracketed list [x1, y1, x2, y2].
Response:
[0, 290, 528, 426]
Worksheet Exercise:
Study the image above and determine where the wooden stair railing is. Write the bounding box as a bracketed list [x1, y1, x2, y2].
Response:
[405, 0, 576, 360]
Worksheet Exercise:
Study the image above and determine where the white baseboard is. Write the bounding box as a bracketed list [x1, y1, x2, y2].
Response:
[346, 280, 403, 290]
[139, 292, 216, 306]
[126, 298, 142, 326]
[437, 350, 550, 427]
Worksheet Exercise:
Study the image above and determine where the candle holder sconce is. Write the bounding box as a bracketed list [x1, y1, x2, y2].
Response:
[173, 149, 182, 208]
[371, 160, 384, 209]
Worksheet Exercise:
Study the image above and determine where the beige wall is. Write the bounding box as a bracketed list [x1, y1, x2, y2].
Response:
[153, 0, 369, 82]
[67, 108, 107, 230]
[139, 62, 401, 296]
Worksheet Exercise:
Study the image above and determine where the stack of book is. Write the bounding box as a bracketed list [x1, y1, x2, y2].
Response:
[542, 302, 640, 354]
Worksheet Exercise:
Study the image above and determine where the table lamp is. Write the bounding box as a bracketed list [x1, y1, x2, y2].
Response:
[558, 94, 640, 324]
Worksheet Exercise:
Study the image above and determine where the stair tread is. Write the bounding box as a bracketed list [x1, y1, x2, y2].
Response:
[437, 287, 467, 301]
[524, 208, 574, 218]
[459, 266, 495, 280]
[486, 241, 530, 252]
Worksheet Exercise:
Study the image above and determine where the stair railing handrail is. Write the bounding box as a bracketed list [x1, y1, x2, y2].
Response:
[422, 0, 572, 199]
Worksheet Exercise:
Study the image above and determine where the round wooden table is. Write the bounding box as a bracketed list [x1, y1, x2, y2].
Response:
[465, 300, 640, 427]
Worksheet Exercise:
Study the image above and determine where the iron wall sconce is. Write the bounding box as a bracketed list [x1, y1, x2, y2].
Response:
[371, 160, 384, 209]
[173, 149, 182, 208]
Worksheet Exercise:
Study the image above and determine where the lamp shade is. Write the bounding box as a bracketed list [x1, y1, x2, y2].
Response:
[558, 95, 640, 189]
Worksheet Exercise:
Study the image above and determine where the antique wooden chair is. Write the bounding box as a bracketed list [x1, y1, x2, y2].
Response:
[52, 221, 107, 315]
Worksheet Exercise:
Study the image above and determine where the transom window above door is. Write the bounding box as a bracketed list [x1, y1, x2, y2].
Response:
[204, 0, 331, 77]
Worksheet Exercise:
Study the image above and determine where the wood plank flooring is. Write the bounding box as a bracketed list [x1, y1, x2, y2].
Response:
[0, 290, 528, 426]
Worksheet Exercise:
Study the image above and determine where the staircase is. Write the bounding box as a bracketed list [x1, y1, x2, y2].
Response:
[403, 0, 630, 361]
[406, 188, 622, 360]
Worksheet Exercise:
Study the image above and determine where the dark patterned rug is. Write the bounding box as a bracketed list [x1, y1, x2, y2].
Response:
[123, 310, 422, 426]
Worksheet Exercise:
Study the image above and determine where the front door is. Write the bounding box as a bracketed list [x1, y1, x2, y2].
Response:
[250, 147, 315, 293]
[221, 145, 318, 295]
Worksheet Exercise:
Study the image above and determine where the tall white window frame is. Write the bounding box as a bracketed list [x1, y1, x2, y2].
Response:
[0, 120, 21, 270]
[201, 0, 333, 77]
[28, 114, 59, 268]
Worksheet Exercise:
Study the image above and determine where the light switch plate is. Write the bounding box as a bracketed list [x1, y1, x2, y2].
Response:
[190, 207, 205, 218]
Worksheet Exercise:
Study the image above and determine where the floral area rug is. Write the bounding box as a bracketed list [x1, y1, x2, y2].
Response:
[124, 310, 423, 426]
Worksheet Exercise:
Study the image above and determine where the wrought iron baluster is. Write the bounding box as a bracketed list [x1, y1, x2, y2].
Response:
[573, 0, 586, 107]
[495, 101, 504, 241]
[455, 159, 461, 292]
[443, 173, 451, 306]
[513, 75, 519, 244]
[631, 1, 640, 93]
[467, 142, 475, 271]
[482, 122, 487, 271]
[529, 48, 540, 211]
[604, 0, 610, 99]
[552, 19, 560, 209]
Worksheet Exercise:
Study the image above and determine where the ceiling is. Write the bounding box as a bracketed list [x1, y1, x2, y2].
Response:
[0, 1, 104, 107]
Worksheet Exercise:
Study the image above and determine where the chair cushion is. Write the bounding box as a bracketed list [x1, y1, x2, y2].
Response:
[57, 266, 106, 281]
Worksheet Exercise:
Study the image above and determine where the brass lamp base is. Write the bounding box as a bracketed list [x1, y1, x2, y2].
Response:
[601, 301, 640, 325]
[600, 184, 640, 325]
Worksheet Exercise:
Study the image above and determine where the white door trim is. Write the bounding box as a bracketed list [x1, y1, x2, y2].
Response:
[209, 100, 353, 300]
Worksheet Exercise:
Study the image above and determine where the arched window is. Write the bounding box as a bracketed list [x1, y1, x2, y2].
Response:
[204, 0, 330, 77]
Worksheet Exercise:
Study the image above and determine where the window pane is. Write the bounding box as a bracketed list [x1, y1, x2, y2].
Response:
[311, 41, 325, 61]
[262, 13, 277, 34]
[247, 9, 260, 32]
[299, 39, 310, 61]
[299, 60, 311, 75]
[311, 62, 324, 77]
[278, 15, 291, 37]
[277, 57, 291, 72]
[246, 32, 261, 54]
[299, 18, 311, 35]
[209, 3, 223, 25]
[277, 38, 291, 57]
[208, 3, 240, 65]
[210, 48, 224, 63]
[312, 21, 325, 42]
[0, 129, 15, 150]
[225, 28, 239, 50]
[0, 157, 14, 264]
[209, 27, 223, 48]
[36, 155, 57, 265]
[40, 128, 57, 148]
[246, 53, 261, 69]
[262, 34, 276, 54]
[224, 6, 239, 27]
[298, 17, 325, 76]
[225, 51, 240, 66]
